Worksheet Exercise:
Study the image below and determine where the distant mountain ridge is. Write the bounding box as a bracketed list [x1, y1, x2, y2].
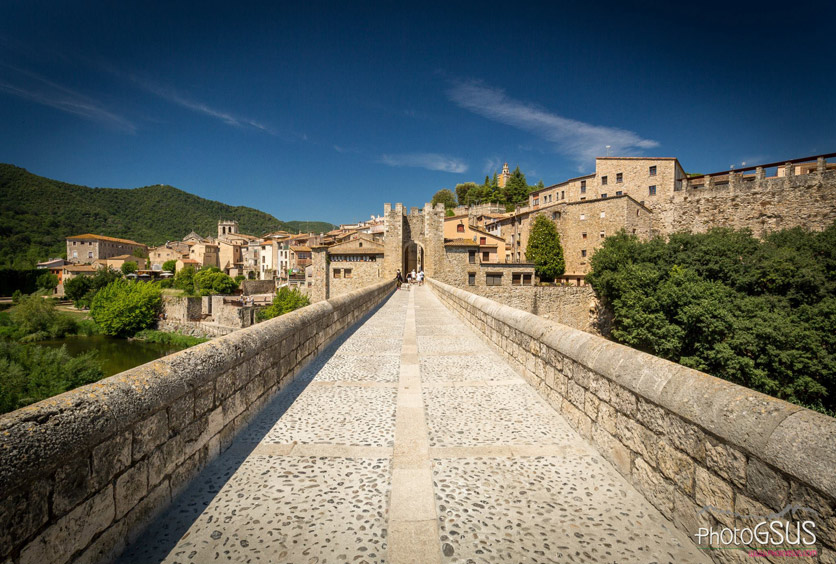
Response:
[0, 164, 336, 268]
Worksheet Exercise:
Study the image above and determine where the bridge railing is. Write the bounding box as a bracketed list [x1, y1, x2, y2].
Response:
[428, 278, 836, 561]
[0, 280, 394, 564]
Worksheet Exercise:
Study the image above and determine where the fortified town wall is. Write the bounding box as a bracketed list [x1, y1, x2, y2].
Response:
[0, 281, 394, 564]
[428, 279, 836, 563]
[656, 168, 836, 237]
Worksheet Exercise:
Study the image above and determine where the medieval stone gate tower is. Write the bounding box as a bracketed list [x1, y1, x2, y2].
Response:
[382, 203, 445, 279]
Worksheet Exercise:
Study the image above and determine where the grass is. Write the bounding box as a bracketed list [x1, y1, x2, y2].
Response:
[132, 329, 207, 347]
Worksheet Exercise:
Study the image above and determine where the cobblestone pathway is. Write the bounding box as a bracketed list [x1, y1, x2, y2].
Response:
[119, 287, 709, 564]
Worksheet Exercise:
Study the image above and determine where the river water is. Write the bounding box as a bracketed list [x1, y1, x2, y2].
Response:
[39, 335, 186, 377]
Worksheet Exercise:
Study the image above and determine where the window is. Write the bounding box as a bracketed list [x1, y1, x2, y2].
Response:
[479, 237, 486, 245]
[616, 191, 622, 196]
[600, 212, 606, 218]
[512, 273, 522, 286]
[616, 173, 623, 183]
[637, 209, 640, 216]
[533, 198, 539, 206]
[88, 251, 93, 258]
[552, 211, 561, 220]
[358, 242, 363, 247]
[561, 190, 565, 199]
[601, 176, 608, 185]
[582, 232, 587, 239]
[580, 197, 586, 201]
[333, 269, 342, 278]
[486, 273, 502, 286]
[580, 214, 586, 220]
[523, 274, 532, 285]
[581, 249, 587, 257]
[649, 185, 657, 196]
[482, 251, 490, 262]
[601, 193, 608, 199]
[468, 250, 476, 264]
[580, 180, 586, 193]
[600, 231, 606, 239]
[457, 224, 465, 233]
[344, 269, 352, 278]
[468, 272, 476, 285]
[649, 165, 657, 176]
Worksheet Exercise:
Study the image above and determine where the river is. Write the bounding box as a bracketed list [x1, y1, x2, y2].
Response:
[39, 335, 187, 377]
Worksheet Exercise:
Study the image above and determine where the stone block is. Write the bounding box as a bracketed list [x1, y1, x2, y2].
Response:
[171, 453, 200, 497]
[20, 485, 114, 564]
[584, 392, 600, 420]
[695, 466, 735, 528]
[657, 440, 695, 496]
[91, 431, 131, 490]
[567, 380, 585, 410]
[53, 456, 93, 515]
[616, 413, 657, 466]
[167, 393, 194, 434]
[587, 372, 611, 403]
[665, 414, 706, 463]
[560, 398, 592, 439]
[148, 434, 184, 487]
[672, 488, 714, 545]
[789, 482, 836, 548]
[73, 518, 127, 564]
[115, 460, 148, 519]
[574, 364, 591, 389]
[132, 410, 168, 462]
[592, 426, 632, 477]
[0, 479, 50, 560]
[636, 398, 667, 435]
[745, 458, 788, 511]
[125, 479, 171, 545]
[633, 456, 673, 519]
[705, 440, 747, 489]
[733, 493, 774, 529]
[611, 384, 637, 416]
[597, 402, 617, 435]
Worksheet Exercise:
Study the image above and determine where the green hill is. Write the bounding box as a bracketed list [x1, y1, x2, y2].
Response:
[0, 164, 336, 268]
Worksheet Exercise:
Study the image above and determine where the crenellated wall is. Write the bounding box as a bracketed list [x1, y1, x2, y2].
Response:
[428, 279, 836, 562]
[0, 280, 394, 564]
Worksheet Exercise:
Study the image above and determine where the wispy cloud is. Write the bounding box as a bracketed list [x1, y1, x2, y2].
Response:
[0, 63, 135, 133]
[379, 153, 468, 173]
[483, 156, 501, 174]
[447, 79, 659, 164]
[129, 76, 276, 135]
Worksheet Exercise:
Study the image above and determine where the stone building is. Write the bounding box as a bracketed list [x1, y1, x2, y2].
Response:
[65, 234, 147, 265]
[188, 242, 219, 268]
[148, 245, 187, 270]
[94, 254, 147, 271]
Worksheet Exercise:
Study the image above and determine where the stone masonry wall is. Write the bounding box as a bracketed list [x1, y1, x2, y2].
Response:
[428, 279, 836, 563]
[656, 169, 836, 237]
[465, 285, 609, 335]
[0, 280, 395, 564]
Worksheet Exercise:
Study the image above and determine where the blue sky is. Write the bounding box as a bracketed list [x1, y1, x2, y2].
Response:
[1, 1, 833, 225]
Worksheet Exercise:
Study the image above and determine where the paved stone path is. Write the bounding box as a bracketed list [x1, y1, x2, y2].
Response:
[119, 287, 709, 564]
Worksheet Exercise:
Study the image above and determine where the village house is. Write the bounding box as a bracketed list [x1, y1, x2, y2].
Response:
[65, 234, 147, 265]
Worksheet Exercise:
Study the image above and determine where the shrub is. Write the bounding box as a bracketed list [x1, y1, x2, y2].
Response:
[162, 260, 177, 273]
[257, 287, 310, 321]
[194, 268, 237, 295]
[90, 279, 162, 337]
[525, 215, 565, 282]
[36, 271, 59, 291]
[121, 261, 138, 275]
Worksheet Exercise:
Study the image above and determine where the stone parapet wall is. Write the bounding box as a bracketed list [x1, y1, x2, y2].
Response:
[657, 169, 836, 237]
[463, 285, 609, 335]
[156, 320, 236, 339]
[0, 280, 395, 564]
[240, 280, 274, 296]
[428, 279, 836, 562]
[161, 295, 202, 322]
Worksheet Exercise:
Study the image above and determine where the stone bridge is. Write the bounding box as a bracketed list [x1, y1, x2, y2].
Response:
[1, 281, 834, 564]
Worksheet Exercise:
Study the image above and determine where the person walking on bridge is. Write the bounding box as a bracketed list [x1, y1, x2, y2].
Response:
[395, 269, 403, 290]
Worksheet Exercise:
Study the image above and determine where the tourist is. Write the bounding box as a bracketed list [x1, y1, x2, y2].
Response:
[395, 269, 403, 289]
[418, 269, 424, 286]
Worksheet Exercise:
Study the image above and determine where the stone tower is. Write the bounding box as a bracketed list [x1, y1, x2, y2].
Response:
[218, 220, 239, 239]
[382, 202, 445, 279]
[498, 162, 511, 188]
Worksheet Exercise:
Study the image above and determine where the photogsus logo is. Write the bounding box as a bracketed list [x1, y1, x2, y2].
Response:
[694, 504, 819, 559]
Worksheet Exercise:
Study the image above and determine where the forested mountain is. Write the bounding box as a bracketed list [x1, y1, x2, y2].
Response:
[0, 164, 335, 268]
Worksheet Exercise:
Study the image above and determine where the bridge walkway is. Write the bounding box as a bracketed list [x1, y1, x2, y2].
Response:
[118, 286, 708, 564]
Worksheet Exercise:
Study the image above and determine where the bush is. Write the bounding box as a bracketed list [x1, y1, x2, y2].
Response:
[173, 265, 196, 293]
[586, 225, 836, 414]
[36, 271, 59, 291]
[194, 268, 237, 295]
[133, 329, 207, 347]
[121, 261, 138, 275]
[0, 341, 103, 414]
[162, 260, 177, 273]
[90, 279, 162, 337]
[257, 287, 310, 321]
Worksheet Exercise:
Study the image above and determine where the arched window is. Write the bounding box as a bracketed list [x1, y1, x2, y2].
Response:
[456, 224, 465, 233]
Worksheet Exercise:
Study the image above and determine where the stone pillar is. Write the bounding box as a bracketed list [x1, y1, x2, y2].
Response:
[310, 247, 328, 303]
[728, 171, 738, 192]
[818, 157, 827, 174]
[785, 162, 794, 177]
[755, 167, 765, 181]
[704, 176, 714, 189]
[422, 202, 446, 278]
[383, 203, 404, 279]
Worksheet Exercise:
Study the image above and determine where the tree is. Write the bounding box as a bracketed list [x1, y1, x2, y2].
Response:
[162, 260, 177, 273]
[525, 215, 565, 282]
[64, 275, 93, 305]
[257, 287, 310, 321]
[455, 183, 478, 206]
[193, 268, 237, 295]
[431, 189, 457, 209]
[173, 265, 196, 293]
[121, 261, 138, 275]
[36, 272, 59, 292]
[502, 166, 530, 207]
[90, 279, 162, 337]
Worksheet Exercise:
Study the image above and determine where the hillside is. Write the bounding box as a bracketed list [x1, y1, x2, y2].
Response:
[0, 164, 335, 268]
